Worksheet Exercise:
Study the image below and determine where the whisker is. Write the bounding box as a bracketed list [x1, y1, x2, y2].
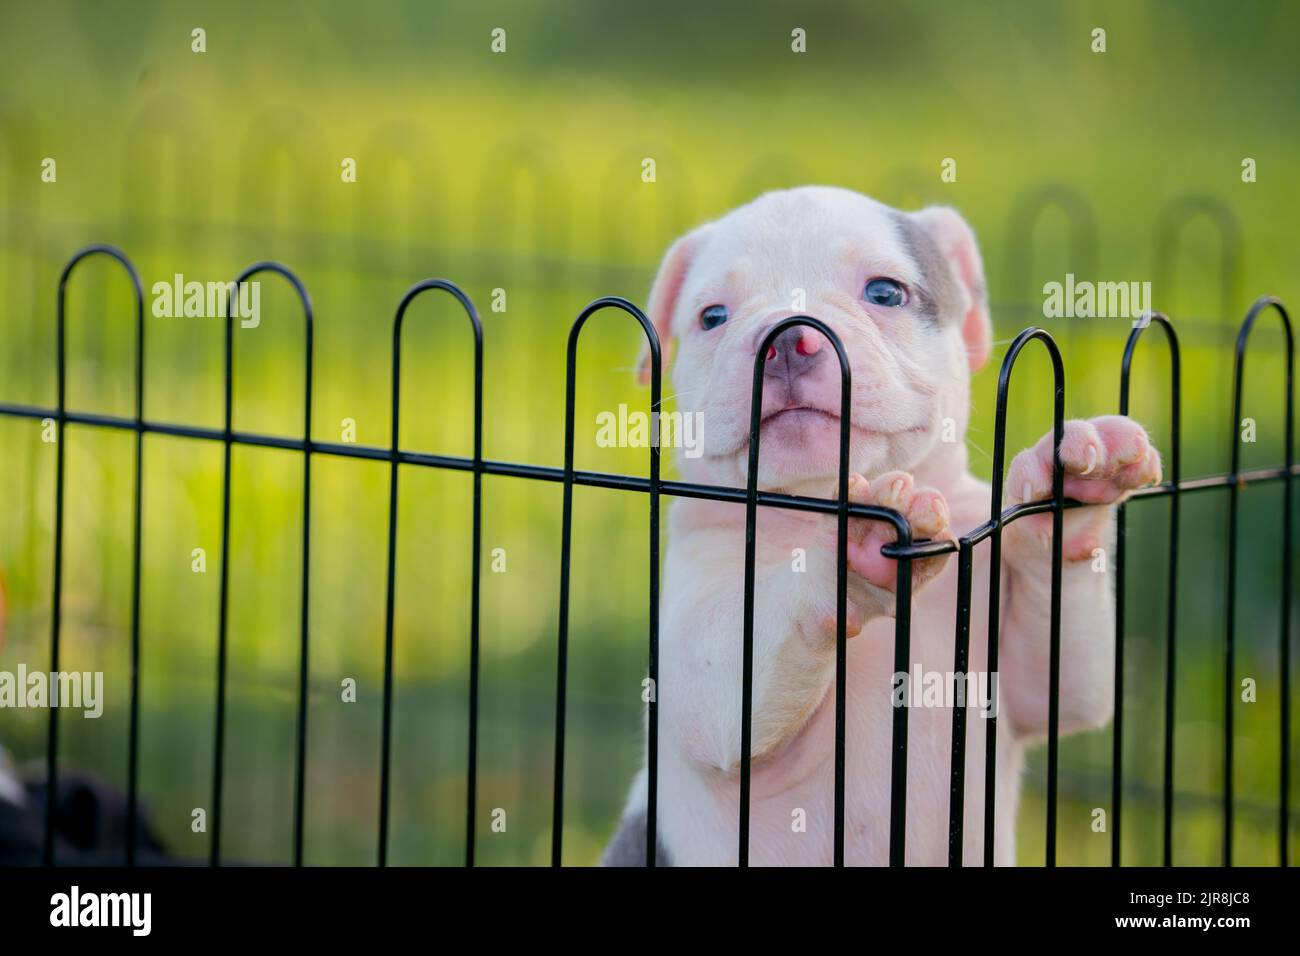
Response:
[966, 437, 992, 464]
[660, 385, 707, 404]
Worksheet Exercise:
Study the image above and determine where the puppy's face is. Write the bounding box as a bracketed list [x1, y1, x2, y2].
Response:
[643, 187, 991, 489]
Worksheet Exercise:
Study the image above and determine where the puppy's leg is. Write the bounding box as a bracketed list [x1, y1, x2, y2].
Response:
[998, 417, 1161, 738]
[659, 475, 953, 775]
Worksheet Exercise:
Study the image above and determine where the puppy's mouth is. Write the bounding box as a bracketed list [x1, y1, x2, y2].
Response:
[695, 401, 929, 463]
[760, 404, 923, 439]
[761, 404, 840, 426]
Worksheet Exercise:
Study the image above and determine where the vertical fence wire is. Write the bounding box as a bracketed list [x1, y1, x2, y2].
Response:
[947, 542, 974, 865]
[43, 261, 68, 867]
[888, 550, 915, 867]
[864, 466, 920, 864]
[466, 297, 485, 869]
[981, 515, 1003, 865]
[1114, 313, 1181, 866]
[552, 297, 661, 867]
[379, 280, 483, 867]
[124, 255, 146, 868]
[43, 245, 145, 866]
[210, 274, 236, 865]
[293, 275, 313, 869]
[644, 339, 662, 870]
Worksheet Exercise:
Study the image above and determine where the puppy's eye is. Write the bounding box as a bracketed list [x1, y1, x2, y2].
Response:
[864, 278, 908, 308]
[700, 304, 729, 330]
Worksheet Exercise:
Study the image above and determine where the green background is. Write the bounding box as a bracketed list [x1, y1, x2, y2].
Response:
[0, 0, 1295, 865]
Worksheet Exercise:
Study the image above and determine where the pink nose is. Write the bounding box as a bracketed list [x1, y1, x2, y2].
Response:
[764, 326, 826, 381]
[765, 330, 821, 360]
[795, 333, 821, 356]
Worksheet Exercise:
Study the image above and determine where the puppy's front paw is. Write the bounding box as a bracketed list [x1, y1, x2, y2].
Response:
[827, 469, 954, 591]
[1005, 416, 1161, 561]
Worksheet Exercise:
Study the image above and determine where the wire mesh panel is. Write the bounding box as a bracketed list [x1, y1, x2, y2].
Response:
[0, 243, 1293, 868]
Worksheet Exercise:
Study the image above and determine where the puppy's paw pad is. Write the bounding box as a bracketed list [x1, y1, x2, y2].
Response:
[1008, 416, 1161, 507]
[907, 488, 951, 540]
[868, 470, 915, 512]
[841, 474, 952, 591]
[1005, 416, 1162, 561]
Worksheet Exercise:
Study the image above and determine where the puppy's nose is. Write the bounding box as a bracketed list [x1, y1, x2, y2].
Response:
[763, 325, 825, 381]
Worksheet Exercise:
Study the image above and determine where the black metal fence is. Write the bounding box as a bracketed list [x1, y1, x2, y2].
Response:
[0, 244, 1293, 867]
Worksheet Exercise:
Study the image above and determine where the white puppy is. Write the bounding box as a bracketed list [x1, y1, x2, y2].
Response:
[602, 186, 1160, 866]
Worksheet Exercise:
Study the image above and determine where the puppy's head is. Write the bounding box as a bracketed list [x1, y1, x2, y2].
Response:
[640, 186, 990, 490]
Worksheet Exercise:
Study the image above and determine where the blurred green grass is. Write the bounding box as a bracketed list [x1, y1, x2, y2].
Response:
[0, 0, 1296, 865]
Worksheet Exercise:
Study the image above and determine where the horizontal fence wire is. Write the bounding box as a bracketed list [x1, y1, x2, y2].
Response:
[0, 243, 1294, 867]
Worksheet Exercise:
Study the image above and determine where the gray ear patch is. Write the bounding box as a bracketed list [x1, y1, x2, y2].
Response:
[600, 808, 673, 866]
[890, 211, 962, 328]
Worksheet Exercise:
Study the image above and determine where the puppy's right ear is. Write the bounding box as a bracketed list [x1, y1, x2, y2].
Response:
[910, 206, 991, 373]
[638, 223, 713, 386]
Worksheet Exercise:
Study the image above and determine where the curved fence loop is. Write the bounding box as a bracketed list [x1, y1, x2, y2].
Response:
[47, 244, 147, 867]
[379, 279, 484, 867]
[738, 316, 914, 867]
[741, 316, 851, 867]
[553, 296, 662, 867]
[1224, 295, 1294, 867]
[988, 328, 1067, 519]
[57, 242, 147, 325]
[1153, 194, 1243, 324]
[1113, 313, 1182, 867]
[211, 262, 314, 867]
[984, 327, 1066, 867]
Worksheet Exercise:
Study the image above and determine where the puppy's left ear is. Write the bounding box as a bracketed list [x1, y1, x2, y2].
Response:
[638, 222, 714, 386]
[911, 206, 992, 373]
